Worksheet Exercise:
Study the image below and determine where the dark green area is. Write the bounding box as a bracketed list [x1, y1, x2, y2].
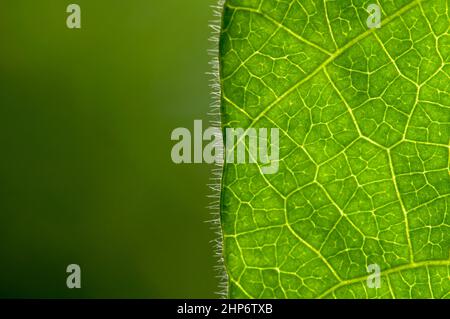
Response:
[0, 0, 216, 298]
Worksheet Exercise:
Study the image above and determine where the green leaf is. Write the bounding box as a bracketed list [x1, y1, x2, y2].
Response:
[219, 0, 450, 298]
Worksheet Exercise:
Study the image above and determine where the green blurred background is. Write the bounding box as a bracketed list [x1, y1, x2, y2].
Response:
[0, 0, 218, 298]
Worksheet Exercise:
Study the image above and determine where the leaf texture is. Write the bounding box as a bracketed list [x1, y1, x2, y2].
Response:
[219, 0, 450, 298]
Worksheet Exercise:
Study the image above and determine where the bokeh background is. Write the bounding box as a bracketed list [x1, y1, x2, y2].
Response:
[0, 0, 218, 298]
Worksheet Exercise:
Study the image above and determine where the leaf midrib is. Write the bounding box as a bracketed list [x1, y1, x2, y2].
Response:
[318, 259, 450, 298]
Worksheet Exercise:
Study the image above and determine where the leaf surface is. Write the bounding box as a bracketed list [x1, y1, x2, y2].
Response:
[219, 0, 450, 298]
